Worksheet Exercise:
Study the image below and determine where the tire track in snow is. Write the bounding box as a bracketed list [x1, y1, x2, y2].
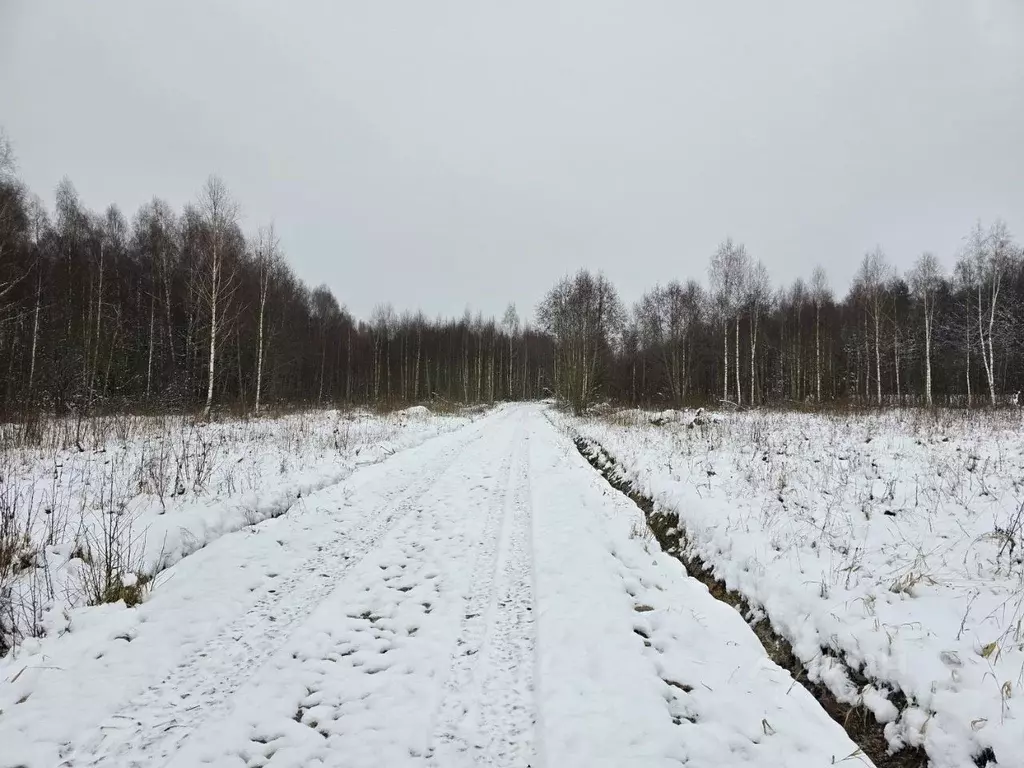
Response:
[428, 412, 537, 767]
[158, 408, 523, 767]
[57, 423, 492, 768]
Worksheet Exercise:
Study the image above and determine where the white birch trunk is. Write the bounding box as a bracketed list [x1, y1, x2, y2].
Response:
[255, 282, 266, 413]
[28, 277, 40, 393]
[203, 252, 218, 418]
[815, 302, 821, 402]
[987, 277, 999, 405]
[734, 314, 741, 406]
[722, 324, 728, 402]
[146, 293, 155, 398]
[749, 310, 757, 405]
[923, 296, 932, 406]
[873, 298, 882, 405]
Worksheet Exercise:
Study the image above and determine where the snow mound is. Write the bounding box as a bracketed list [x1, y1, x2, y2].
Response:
[399, 405, 431, 418]
[644, 408, 725, 427]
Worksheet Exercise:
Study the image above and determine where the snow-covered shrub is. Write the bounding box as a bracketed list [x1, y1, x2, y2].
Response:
[563, 406, 1024, 766]
[0, 405, 477, 656]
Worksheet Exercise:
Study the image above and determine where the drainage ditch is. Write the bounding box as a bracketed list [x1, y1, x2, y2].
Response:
[573, 435, 947, 768]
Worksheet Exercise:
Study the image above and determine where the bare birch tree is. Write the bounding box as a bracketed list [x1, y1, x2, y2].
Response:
[810, 265, 830, 402]
[198, 176, 239, 418]
[909, 252, 941, 406]
[709, 238, 748, 404]
[253, 224, 281, 413]
[746, 261, 771, 405]
[502, 303, 520, 398]
[959, 220, 1017, 405]
[858, 247, 889, 405]
[538, 270, 623, 413]
[25, 195, 47, 395]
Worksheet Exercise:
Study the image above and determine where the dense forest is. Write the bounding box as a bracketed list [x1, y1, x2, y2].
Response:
[541, 224, 1024, 412]
[1, 130, 1022, 417]
[0, 136, 554, 416]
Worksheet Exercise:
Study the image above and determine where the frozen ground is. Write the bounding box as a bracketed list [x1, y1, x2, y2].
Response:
[562, 407, 1024, 768]
[0, 406, 476, 652]
[0, 404, 863, 768]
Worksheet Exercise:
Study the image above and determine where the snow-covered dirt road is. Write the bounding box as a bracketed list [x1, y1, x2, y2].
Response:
[1, 405, 865, 768]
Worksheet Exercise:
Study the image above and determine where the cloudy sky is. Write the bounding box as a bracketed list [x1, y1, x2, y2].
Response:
[1, 1, 1022, 321]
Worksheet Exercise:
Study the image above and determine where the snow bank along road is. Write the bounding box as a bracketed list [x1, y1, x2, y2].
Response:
[1, 405, 865, 768]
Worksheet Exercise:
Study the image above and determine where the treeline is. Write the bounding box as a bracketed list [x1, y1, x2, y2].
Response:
[3, 129, 1023, 418]
[0, 137, 554, 417]
[539, 226, 1024, 412]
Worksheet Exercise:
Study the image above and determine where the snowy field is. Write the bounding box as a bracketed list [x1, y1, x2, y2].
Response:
[0, 404, 865, 768]
[561, 406, 1024, 768]
[0, 405, 477, 654]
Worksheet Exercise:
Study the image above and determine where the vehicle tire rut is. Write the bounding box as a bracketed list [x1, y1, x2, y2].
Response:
[428, 415, 537, 767]
[58, 427, 490, 768]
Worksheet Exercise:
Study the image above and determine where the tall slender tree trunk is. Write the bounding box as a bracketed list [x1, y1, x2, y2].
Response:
[522, 337, 528, 399]
[318, 339, 326, 404]
[795, 307, 802, 401]
[386, 338, 392, 402]
[893, 330, 901, 403]
[778, 321, 785, 401]
[977, 286, 993, 406]
[734, 314, 741, 406]
[84, 277, 93, 394]
[923, 300, 932, 406]
[463, 334, 469, 402]
[476, 335, 483, 403]
[401, 334, 408, 402]
[146, 293, 155, 399]
[873, 299, 882, 406]
[815, 301, 821, 402]
[163, 272, 176, 371]
[414, 326, 422, 401]
[863, 313, 870, 403]
[92, 242, 104, 405]
[346, 326, 352, 402]
[235, 325, 245, 406]
[102, 310, 119, 399]
[372, 339, 381, 401]
[722, 322, 728, 402]
[203, 255, 218, 418]
[749, 310, 757, 405]
[682, 336, 691, 402]
[489, 337, 495, 402]
[255, 283, 267, 413]
[965, 342, 971, 406]
[987, 284, 998, 405]
[580, 339, 590, 411]
[829, 336, 834, 400]
[28, 273, 41, 395]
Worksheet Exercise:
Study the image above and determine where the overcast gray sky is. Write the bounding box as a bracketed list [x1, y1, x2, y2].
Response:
[1, 1, 1022, 321]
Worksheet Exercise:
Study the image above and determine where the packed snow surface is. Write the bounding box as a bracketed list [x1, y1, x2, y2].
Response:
[563, 406, 1024, 768]
[0, 407, 476, 647]
[0, 405, 863, 767]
